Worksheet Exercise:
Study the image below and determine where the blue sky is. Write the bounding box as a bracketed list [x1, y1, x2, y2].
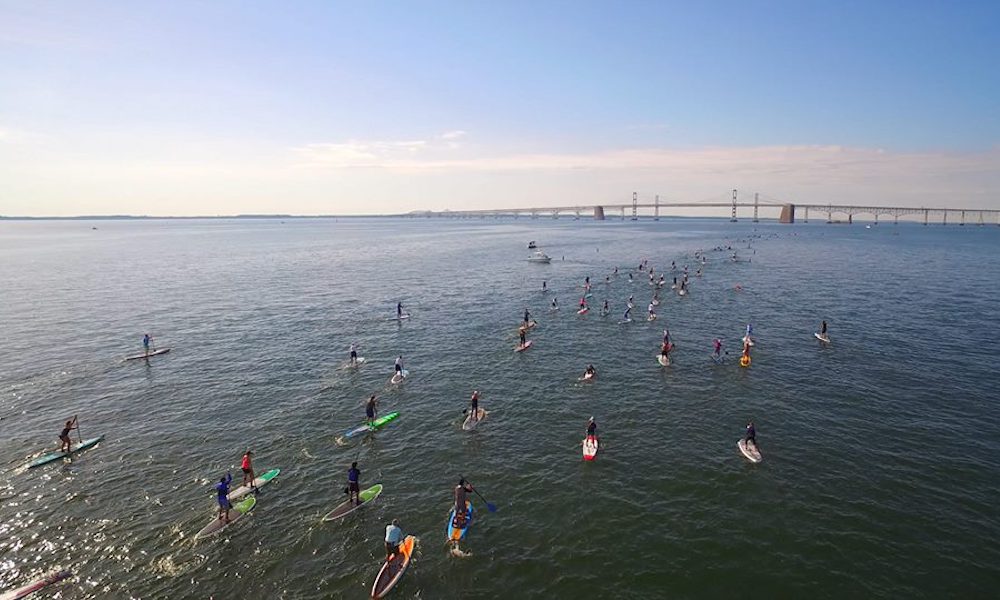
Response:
[1, 1, 998, 216]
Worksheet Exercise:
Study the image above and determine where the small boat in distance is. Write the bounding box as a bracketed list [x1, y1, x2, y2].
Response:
[527, 240, 537, 249]
[527, 250, 552, 263]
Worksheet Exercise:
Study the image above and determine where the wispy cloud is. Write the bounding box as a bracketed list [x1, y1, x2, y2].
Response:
[440, 130, 467, 140]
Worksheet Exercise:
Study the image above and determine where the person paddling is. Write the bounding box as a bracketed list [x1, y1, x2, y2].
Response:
[622, 305, 632, 322]
[821, 320, 828, 336]
[453, 478, 474, 526]
[366, 394, 379, 428]
[349, 343, 359, 366]
[142, 333, 152, 357]
[713, 338, 723, 358]
[584, 364, 596, 379]
[216, 473, 233, 523]
[523, 308, 531, 326]
[745, 421, 758, 450]
[240, 450, 258, 493]
[551, 297, 558, 310]
[518, 326, 528, 348]
[394, 355, 404, 375]
[469, 390, 480, 421]
[58, 418, 77, 453]
[396, 302, 405, 319]
[348, 461, 362, 506]
[384, 519, 404, 561]
[542, 280, 547, 292]
[602, 299, 609, 314]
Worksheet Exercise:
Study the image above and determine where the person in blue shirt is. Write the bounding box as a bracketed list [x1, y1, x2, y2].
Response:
[396, 302, 404, 318]
[347, 462, 361, 506]
[216, 473, 233, 523]
[142, 333, 151, 357]
[622, 305, 632, 322]
[384, 519, 403, 561]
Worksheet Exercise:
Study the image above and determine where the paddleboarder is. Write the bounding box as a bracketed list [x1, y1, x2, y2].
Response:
[745, 421, 757, 450]
[216, 473, 233, 523]
[821, 320, 828, 336]
[394, 356, 404, 375]
[453, 478, 474, 525]
[586, 417, 598, 438]
[348, 462, 362, 506]
[349, 343, 359, 366]
[396, 302, 404, 318]
[622, 305, 632, 322]
[602, 299, 609, 315]
[713, 338, 723, 358]
[469, 390, 480, 422]
[551, 297, 558, 310]
[523, 307, 531, 325]
[142, 333, 151, 357]
[58, 418, 77, 453]
[542, 280, 547, 292]
[365, 394, 378, 428]
[518, 326, 527, 349]
[240, 450, 258, 493]
[384, 519, 403, 561]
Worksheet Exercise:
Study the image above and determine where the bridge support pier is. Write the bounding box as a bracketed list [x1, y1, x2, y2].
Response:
[779, 203, 795, 223]
[620, 207, 625, 221]
[924, 209, 929, 225]
[594, 206, 605, 220]
[654, 195, 659, 221]
[848, 213, 853, 224]
[804, 206, 809, 222]
[753, 193, 759, 222]
[960, 210, 965, 226]
[730, 189, 738, 222]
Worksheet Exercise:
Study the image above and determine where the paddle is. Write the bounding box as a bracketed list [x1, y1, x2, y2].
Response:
[460, 476, 497, 513]
[74, 415, 82, 445]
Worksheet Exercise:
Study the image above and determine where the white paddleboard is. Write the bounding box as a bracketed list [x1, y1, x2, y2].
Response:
[657, 354, 669, 366]
[462, 409, 487, 430]
[346, 356, 366, 368]
[678, 290, 686, 296]
[388, 313, 411, 321]
[742, 335, 755, 347]
[618, 318, 632, 324]
[815, 333, 831, 343]
[390, 369, 409, 384]
[124, 348, 171, 361]
[737, 439, 762, 463]
[582, 436, 599, 461]
[647, 314, 657, 322]
[514, 340, 533, 352]
[581, 372, 595, 381]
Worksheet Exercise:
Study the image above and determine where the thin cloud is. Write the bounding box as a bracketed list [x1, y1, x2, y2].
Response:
[440, 130, 467, 140]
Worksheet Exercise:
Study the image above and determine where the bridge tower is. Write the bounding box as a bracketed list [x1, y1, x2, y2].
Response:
[960, 210, 966, 226]
[753, 193, 759, 223]
[923, 209, 929, 225]
[631, 192, 638, 221]
[654, 195, 660, 221]
[730, 189, 738, 222]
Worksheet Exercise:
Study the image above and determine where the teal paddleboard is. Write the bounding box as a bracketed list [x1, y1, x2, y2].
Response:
[196, 496, 256, 539]
[27, 436, 105, 469]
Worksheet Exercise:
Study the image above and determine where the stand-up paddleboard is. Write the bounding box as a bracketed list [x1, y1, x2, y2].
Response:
[618, 318, 632, 325]
[737, 439, 762, 463]
[651, 299, 659, 306]
[678, 289, 686, 296]
[124, 348, 170, 361]
[710, 353, 724, 364]
[815, 333, 831, 344]
[581, 372, 595, 381]
[196, 496, 256, 540]
[549, 306, 560, 311]
[647, 314, 657, 322]
[447, 501, 474, 543]
[390, 369, 409, 384]
[582, 435, 599, 461]
[344, 412, 401, 439]
[388, 313, 411, 321]
[371, 534, 416, 599]
[227, 468, 280, 502]
[514, 340, 533, 353]
[600, 309, 609, 317]
[27, 436, 105, 469]
[742, 335, 755, 347]
[322, 484, 383, 521]
[584, 292, 593, 299]
[524, 320, 538, 329]
[346, 357, 367, 368]
[0, 569, 72, 600]
[462, 409, 487, 430]
[577, 307, 589, 315]
[740, 355, 751, 368]
[671, 284, 677, 290]
[657, 354, 670, 367]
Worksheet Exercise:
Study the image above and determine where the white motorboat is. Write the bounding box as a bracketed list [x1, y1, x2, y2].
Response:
[527, 250, 552, 263]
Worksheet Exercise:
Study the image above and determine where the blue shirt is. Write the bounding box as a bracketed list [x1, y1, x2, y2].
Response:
[215, 474, 232, 499]
[385, 524, 403, 544]
[348, 467, 360, 483]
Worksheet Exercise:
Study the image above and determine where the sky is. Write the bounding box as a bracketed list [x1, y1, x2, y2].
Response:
[1, 0, 999, 217]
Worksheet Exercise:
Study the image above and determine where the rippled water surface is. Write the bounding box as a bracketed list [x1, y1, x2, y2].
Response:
[1, 217, 999, 599]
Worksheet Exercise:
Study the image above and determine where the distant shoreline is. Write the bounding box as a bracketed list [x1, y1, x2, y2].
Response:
[0, 213, 745, 222]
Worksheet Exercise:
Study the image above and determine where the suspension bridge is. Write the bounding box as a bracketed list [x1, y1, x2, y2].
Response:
[413, 190, 1000, 225]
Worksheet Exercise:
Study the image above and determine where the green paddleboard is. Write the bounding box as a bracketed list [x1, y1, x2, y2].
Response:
[343, 412, 400, 439]
[196, 496, 256, 539]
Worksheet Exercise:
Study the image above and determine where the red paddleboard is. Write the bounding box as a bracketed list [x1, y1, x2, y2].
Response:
[583, 435, 599, 461]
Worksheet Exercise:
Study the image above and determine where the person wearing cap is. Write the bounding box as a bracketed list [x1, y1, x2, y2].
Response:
[347, 461, 362, 505]
[240, 450, 258, 493]
[744, 421, 757, 450]
[384, 519, 403, 561]
[586, 417, 598, 439]
[469, 390, 480, 422]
